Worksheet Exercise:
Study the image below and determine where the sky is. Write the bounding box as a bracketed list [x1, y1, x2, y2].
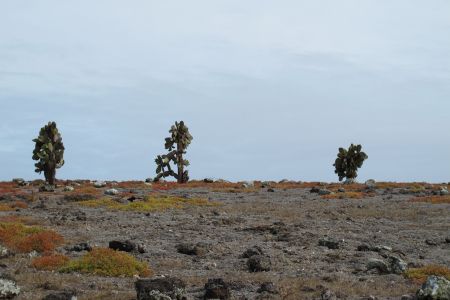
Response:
[0, 0, 449, 182]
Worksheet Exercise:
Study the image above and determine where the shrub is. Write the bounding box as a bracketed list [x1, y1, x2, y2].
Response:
[61, 248, 151, 277]
[404, 265, 450, 283]
[78, 194, 217, 212]
[0, 222, 64, 253]
[154, 121, 193, 183]
[333, 144, 368, 182]
[31, 254, 69, 271]
[32, 121, 65, 185]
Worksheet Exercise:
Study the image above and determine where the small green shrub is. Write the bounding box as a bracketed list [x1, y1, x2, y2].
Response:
[60, 248, 151, 277]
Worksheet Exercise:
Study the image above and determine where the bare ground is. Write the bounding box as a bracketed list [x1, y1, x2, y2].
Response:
[1, 181, 449, 300]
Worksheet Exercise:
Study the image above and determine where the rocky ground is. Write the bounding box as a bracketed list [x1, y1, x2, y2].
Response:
[0, 180, 449, 300]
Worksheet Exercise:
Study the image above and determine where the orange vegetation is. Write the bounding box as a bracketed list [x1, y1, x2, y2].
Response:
[0, 222, 64, 253]
[404, 265, 450, 284]
[31, 254, 69, 271]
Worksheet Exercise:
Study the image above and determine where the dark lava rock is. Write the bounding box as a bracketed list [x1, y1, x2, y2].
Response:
[318, 189, 332, 195]
[319, 238, 340, 249]
[66, 242, 92, 252]
[39, 184, 55, 192]
[204, 278, 230, 300]
[242, 246, 263, 258]
[203, 178, 214, 183]
[321, 289, 337, 300]
[135, 277, 186, 300]
[109, 240, 136, 252]
[357, 244, 371, 251]
[267, 188, 275, 192]
[247, 255, 272, 272]
[310, 187, 320, 193]
[257, 282, 278, 294]
[177, 242, 209, 256]
[42, 291, 77, 300]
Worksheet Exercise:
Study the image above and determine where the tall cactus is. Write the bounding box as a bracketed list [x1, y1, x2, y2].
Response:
[32, 122, 65, 185]
[154, 121, 193, 183]
[333, 144, 368, 182]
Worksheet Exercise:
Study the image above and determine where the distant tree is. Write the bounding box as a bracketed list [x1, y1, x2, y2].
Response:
[154, 121, 193, 183]
[333, 144, 368, 183]
[32, 122, 65, 185]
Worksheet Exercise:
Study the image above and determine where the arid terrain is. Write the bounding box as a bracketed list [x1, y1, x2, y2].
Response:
[0, 179, 449, 300]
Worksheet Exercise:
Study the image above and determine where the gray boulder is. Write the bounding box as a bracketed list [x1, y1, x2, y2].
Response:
[0, 278, 20, 299]
[135, 278, 185, 300]
[104, 188, 119, 196]
[417, 276, 450, 300]
[93, 181, 106, 188]
[247, 255, 271, 272]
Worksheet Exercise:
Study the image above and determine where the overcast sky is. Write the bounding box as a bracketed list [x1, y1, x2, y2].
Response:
[1, 1, 449, 182]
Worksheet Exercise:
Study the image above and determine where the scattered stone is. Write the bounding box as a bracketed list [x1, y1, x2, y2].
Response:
[66, 243, 92, 252]
[204, 278, 230, 300]
[261, 181, 271, 188]
[93, 181, 106, 188]
[318, 238, 340, 249]
[400, 295, 415, 300]
[242, 181, 254, 188]
[257, 282, 278, 294]
[247, 255, 271, 272]
[366, 258, 390, 274]
[338, 188, 345, 193]
[440, 187, 449, 196]
[357, 244, 371, 252]
[42, 291, 77, 300]
[203, 178, 214, 183]
[425, 239, 439, 246]
[321, 289, 337, 300]
[242, 246, 263, 258]
[365, 179, 376, 189]
[176, 242, 209, 256]
[318, 189, 332, 195]
[267, 188, 275, 193]
[63, 186, 74, 192]
[278, 179, 289, 183]
[344, 178, 355, 184]
[388, 256, 408, 274]
[0, 277, 20, 299]
[109, 240, 136, 252]
[0, 246, 10, 259]
[135, 277, 185, 300]
[366, 256, 407, 274]
[310, 187, 320, 193]
[12, 178, 25, 184]
[104, 188, 119, 196]
[145, 178, 153, 183]
[39, 184, 55, 192]
[416, 276, 450, 300]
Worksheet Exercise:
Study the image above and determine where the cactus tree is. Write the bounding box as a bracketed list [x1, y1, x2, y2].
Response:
[32, 122, 65, 185]
[333, 144, 368, 182]
[154, 121, 193, 183]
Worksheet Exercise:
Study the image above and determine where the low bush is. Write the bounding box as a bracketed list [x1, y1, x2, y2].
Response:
[404, 265, 450, 283]
[79, 194, 218, 212]
[0, 222, 64, 253]
[31, 253, 69, 271]
[60, 248, 151, 277]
